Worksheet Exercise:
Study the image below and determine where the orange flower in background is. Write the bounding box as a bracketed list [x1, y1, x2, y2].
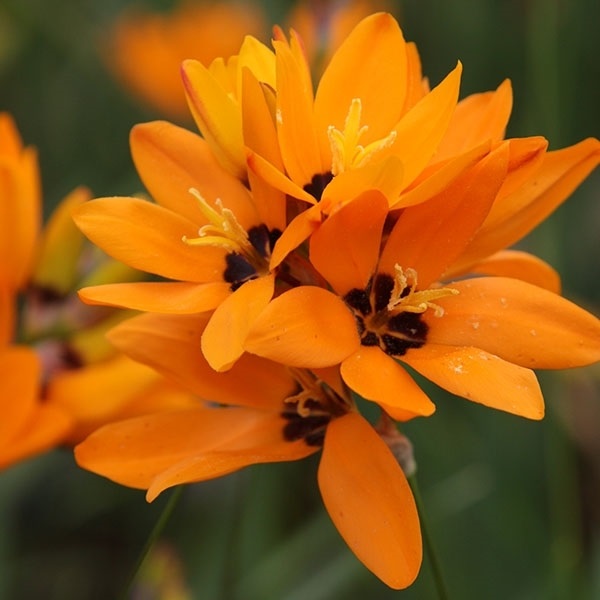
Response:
[76, 311, 423, 589]
[0, 113, 198, 466]
[105, 0, 266, 120]
[0, 113, 40, 292]
[288, 0, 390, 73]
[0, 289, 71, 469]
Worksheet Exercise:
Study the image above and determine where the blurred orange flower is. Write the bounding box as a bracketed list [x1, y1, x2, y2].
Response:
[0, 113, 197, 466]
[105, 1, 266, 120]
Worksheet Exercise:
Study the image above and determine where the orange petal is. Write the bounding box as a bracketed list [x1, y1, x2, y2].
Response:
[75, 408, 314, 499]
[75, 407, 285, 490]
[454, 137, 600, 269]
[202, 274, 274, 371]
[341, 347, 435, 420]
[394, 141, 491, 209]
[241, 68, 287, 231]
[274, 38, 324, 186]
[426, 277, 600, 369]
[321, 154, 405, 208]
[314, 13, 408, 153]
[181, 59, 245, 178]
[435, 79, 513, 161]
[401, 41, 428, 112]
[380, 142, 509, 288]
[318, 412, 422, 589]
[0, 346, 71, 467]
[0, 287, 15, 344]
[310, 190, 387, 295]
[246, 149, 317, 204]
[0, 138, 40, 290]
[269, 203, 322, 269]
[73, 197, 226, 282]
[109, 312, 296, 410]
[0, 346, 40, 444]
[402, 344, 544, 419]
[452, 249, 561, 293]
[245, 287, 360, 367]
[130, 121, 257, 229]
[79, 281, 231, 313]
[147, 413, 315, 501]
[0, 403, 71, 469]
[385, 62, 462, 188]
[496, 136, 547, 199]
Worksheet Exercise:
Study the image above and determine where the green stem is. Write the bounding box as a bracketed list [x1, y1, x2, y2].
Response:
[119, 485, 184, 600]
[408, 473, 449, 600]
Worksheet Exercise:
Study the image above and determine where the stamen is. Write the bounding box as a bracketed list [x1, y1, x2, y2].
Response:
[182, 188, 266, 271]
[328, 98, 397, 176]
[387, 265, 459, 317]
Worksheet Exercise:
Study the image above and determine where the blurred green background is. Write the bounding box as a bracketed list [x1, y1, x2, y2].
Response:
[1, 0, 599, 598]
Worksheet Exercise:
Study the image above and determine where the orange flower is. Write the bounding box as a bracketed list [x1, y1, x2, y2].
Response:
[74, 119, 299, 371]
[105, 0, 266, 120]
[0, 288, 71, 469]
[0, 114, 198, 464]
[76, 311, 423, 589]
[0, 113, 40, 291]
[243, 158, 600, 420]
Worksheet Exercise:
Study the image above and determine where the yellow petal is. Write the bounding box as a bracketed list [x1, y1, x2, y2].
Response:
[79, 281, 231, 314]
[182, 59, 246, 178]
[341, 347, 436, 420]
[402, 344, 544, 419]
[109, 312, 296, 410]
[310, 190, 387, 295]
[32, 186, 90, 294]
[245, 287, 360, 367]
[426, 277, 600, 369]
[73, 197, 226, 282]
[318, 412, 422, 589]
[202, 274, 274, 372]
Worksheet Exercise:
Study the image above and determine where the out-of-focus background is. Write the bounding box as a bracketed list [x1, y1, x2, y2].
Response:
[1, 0, 599, 598]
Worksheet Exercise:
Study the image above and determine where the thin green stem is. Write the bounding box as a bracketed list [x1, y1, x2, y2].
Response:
[407, 473, 449, 600]
[119, 485, 184, 600]
[219, 474, 247, 600]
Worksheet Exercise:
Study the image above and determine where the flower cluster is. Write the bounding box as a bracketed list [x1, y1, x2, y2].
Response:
[2, 6, 599, 591]
[69, 12, 600, 588]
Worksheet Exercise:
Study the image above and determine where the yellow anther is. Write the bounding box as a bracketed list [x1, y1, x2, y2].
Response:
[388, 265, 459, 317]
[328, 98, 397, 176]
